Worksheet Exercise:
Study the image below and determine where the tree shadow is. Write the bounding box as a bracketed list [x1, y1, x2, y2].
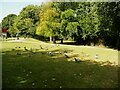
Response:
[58, 41, 85, 46]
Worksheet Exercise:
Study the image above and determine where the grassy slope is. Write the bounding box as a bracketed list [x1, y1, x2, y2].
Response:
[2, 38, 119, 88]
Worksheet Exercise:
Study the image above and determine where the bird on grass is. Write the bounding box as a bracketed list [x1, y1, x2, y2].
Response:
[41, 52, 44, 54]
[40, 45, 43, 49]
[74, 57, 81, 63]
[59, 52, 62, 54]
[64, 53, 69, 58]
[56, 44, 60, 47]
[30, 48, 36, 54]
[12, 49, 15, 51]
[46, 46, 48, 50]
[70, 49, 73, 54]
[24, 47, 28, 51]
[16, 52, 21, 55]
[30, 48, 32, 52]
[64, 50, 67, 53]
[94, 54, 98, 60]
[15, 46, 20, 49]
[49, 52, 54, 56]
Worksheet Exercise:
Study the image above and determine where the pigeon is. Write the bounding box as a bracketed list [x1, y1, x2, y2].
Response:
[94, 54, 98, 60]
[46, 46, 48, 50]
[15, 46, 20, 49]
[64, 50, 67, 53]
[70, 49, 73, 54]
[40, 45, 43, 49]
[64, 53, 69, 58]
[16, 52, 21, 55]
[24, 47, 28, 51]
[49, 52, 53, 56]
[49, 52, 52, 54]
[74, 58, 81, 62]
[59, 52, 62, 54]
[57, 44, 60, 47]
[12, 49, 15, 51]
[30, 48, 32, 52]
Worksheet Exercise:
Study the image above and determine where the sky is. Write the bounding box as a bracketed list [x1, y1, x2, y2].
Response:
[0, 0, 51, 22]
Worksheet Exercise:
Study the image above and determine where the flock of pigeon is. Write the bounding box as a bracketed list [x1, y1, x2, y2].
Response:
[15, 44, 99, 63]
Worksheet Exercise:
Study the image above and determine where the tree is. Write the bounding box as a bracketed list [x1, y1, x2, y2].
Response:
[61, 9, 75, 22]
[36, 2, 60, 43]
[66, 22, 79, 40]
[60, 8, 81, 41]
[19, 5, 41, 25]
[97, 2, 120, 48]
[1, 14, 17, 37]
[75, 2, 100, 45]
[0, 23, 2, 37]
[14, 5, 41, 37]
[14, 18, 35, 37]
[55, 2, 79, 11]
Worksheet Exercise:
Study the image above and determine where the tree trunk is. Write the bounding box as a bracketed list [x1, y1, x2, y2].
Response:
[53, 37, 56, 44]
[60, 39, 63, 44]
[50, 36, 52, 42]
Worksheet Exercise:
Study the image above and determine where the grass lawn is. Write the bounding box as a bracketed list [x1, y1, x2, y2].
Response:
[1, 38, 119, 88]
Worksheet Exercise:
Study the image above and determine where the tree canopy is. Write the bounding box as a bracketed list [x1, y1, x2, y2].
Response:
[2, 14, 17, 36]
[1, 2, 119, 49]
[36, 2, 60, 42]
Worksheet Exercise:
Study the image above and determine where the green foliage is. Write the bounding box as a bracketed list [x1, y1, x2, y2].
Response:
[2, 14, 17, 29]
[77, 2, 99, 40]
[60, 9, 77, 40]
[15, 18, 35, 37]
[61, 9, 75, 22]
[55, 2, 79, 11]
[13, 5, 41, 37]
[97, 2, 120, 48]
[66, 22, 79, 40]
[19, 5, 41, 25]
[36, 3, 60, 39]
[2, 14, 17, 36]
[8, 26, 17, 37]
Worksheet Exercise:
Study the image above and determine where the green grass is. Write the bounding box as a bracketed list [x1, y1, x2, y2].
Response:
[2, 38, 119, 88]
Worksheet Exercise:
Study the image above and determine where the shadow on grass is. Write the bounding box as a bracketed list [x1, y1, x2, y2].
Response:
[2, 48, 119, 88]
[57, 41, 85, 46]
